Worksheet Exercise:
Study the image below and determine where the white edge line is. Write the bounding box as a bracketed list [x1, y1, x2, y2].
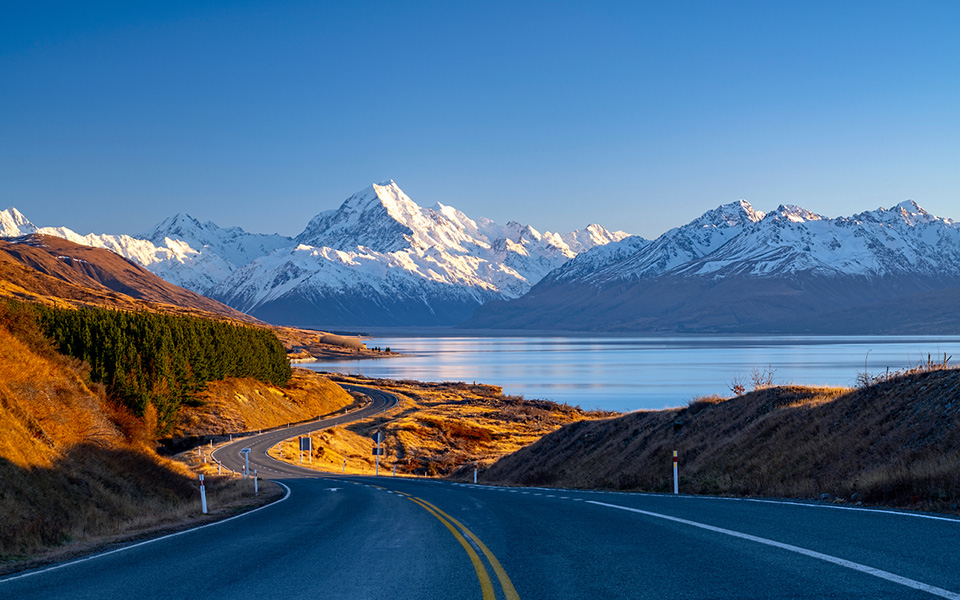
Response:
[0, 482, 293, 584]
[587, 499, 960, 600]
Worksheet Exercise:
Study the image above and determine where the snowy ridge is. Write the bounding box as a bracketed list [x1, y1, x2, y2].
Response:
[677, 200, 960, 278]
[216, 181, 630, 322]
[1, 208, 287, 293]
[543, 198, 960, 288]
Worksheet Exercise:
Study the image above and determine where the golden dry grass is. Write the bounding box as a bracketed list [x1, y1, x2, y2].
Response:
[170, 368, 354, 438]
[0, 308, 274, 570]
[483, 370, 960, 513]
[267, 374, 613, 477]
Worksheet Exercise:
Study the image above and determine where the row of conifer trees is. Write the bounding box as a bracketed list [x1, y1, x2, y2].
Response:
[33, 305, 291, 433]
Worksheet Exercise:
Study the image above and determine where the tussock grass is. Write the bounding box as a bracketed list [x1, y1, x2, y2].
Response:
[483, 370, 960, 513]
[0, 306, 272, 570]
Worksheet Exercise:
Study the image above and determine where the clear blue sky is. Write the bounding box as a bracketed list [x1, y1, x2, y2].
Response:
[2, 1, 958, 239]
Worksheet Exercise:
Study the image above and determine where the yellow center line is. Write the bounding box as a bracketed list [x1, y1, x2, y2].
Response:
[406, 496, 496, 600]
[415, 498, 521, 600]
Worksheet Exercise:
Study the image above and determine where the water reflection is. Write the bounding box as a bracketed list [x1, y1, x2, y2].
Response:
[302, 336, 960, 412]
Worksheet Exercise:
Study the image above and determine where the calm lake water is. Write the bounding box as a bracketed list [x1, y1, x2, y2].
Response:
[302, 336, 960, 412]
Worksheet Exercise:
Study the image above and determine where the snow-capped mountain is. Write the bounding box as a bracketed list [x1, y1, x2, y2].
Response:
[141, 213, 292, 268]
[0, 208, 287, 294]
[3, 181, 630, 327]
[464, 199, 960, 333]
[212, 181, 630, 326]
[0, 207, 39, 237]
[677, 200, 960, 279]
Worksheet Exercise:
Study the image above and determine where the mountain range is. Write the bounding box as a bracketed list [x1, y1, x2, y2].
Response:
[1, 181, 627, 326]
[5, 185, 959, 333]
[463, 199, 960, 334]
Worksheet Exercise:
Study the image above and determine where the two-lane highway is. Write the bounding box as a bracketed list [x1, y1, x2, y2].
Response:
[3, 382, 960, 599]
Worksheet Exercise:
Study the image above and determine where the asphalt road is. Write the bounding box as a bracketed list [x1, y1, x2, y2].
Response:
[3, 385, 959, 599]
[209, 383, 399, 479]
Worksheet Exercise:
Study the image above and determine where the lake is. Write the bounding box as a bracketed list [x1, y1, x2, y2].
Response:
[302, 335, 960, 412]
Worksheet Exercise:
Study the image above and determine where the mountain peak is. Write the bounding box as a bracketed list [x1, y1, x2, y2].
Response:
[693, 200, 765, 228]
[889, 199, 937, 226]
[0, 207, 39, 237]
[767, 204, 825, 224]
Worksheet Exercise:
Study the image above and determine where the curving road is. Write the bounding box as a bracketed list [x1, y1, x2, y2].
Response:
[210, 383, 399, 479]
[3, 384, 960, 599]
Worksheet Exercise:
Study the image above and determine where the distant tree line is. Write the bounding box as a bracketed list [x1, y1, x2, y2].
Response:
[32, 305, 291, 433]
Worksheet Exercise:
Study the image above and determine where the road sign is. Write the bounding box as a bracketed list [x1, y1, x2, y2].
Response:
[240, 448, 251, 454]
[371, 431, 381, 442]
[372, 447, 385, 455]
[299, 437, 312, 452]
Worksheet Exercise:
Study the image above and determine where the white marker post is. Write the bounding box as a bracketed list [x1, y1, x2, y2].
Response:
[375, 431, 381, 476]
[474, 466, 478, 484]
[673, 450, 679, 494]
[342, 459, 346, 474]
[254, 470, 259, 495]
[199, 474, 208, 514]
[393, 465, 396, 477]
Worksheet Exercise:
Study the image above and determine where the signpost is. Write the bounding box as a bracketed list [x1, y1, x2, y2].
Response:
[372, 430, 382, 476]
[299, 436, 312, 464]
[240, 448, 251, 480]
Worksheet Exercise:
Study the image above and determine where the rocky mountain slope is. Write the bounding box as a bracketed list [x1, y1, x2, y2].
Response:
[463, 200, 960, 333]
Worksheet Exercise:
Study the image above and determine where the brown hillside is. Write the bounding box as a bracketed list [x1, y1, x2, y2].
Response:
[171, 368, 354, 439]
[482, 369, 960, 512]
[0, 234, 257, 322]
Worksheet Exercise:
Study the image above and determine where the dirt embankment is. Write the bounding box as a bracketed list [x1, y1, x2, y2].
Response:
[269, 374, 615, 477]
[482, 368, 960, 513]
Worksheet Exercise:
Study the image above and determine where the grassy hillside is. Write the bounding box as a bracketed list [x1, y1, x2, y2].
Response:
[0, 308, 259, 566]
[482, 368, 960, 512]
[171, 369, 354, 439]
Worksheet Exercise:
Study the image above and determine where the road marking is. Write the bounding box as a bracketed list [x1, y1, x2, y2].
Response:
[405, 496, 496, 600]
[0, 482, 293, 585]
[587, 500, 960, 600]
[414, 497, 521, 600]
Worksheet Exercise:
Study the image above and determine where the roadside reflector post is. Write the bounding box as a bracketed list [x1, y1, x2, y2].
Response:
[254, 470, 259, 495]
[199, 474, 208, 514]
[393, 465, 396, 477]
[218, 461, 222, 475]
[474, 465, 478, 484]
[342, 459, 346, 474]
[673, 450, 679, 494]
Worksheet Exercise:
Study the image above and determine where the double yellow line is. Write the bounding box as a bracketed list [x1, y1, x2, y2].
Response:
[371, 485, 519, 600]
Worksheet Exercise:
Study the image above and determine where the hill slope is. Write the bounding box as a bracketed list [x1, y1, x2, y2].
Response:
[0, 234, 257, 322]
[482, 369, 960, 511]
